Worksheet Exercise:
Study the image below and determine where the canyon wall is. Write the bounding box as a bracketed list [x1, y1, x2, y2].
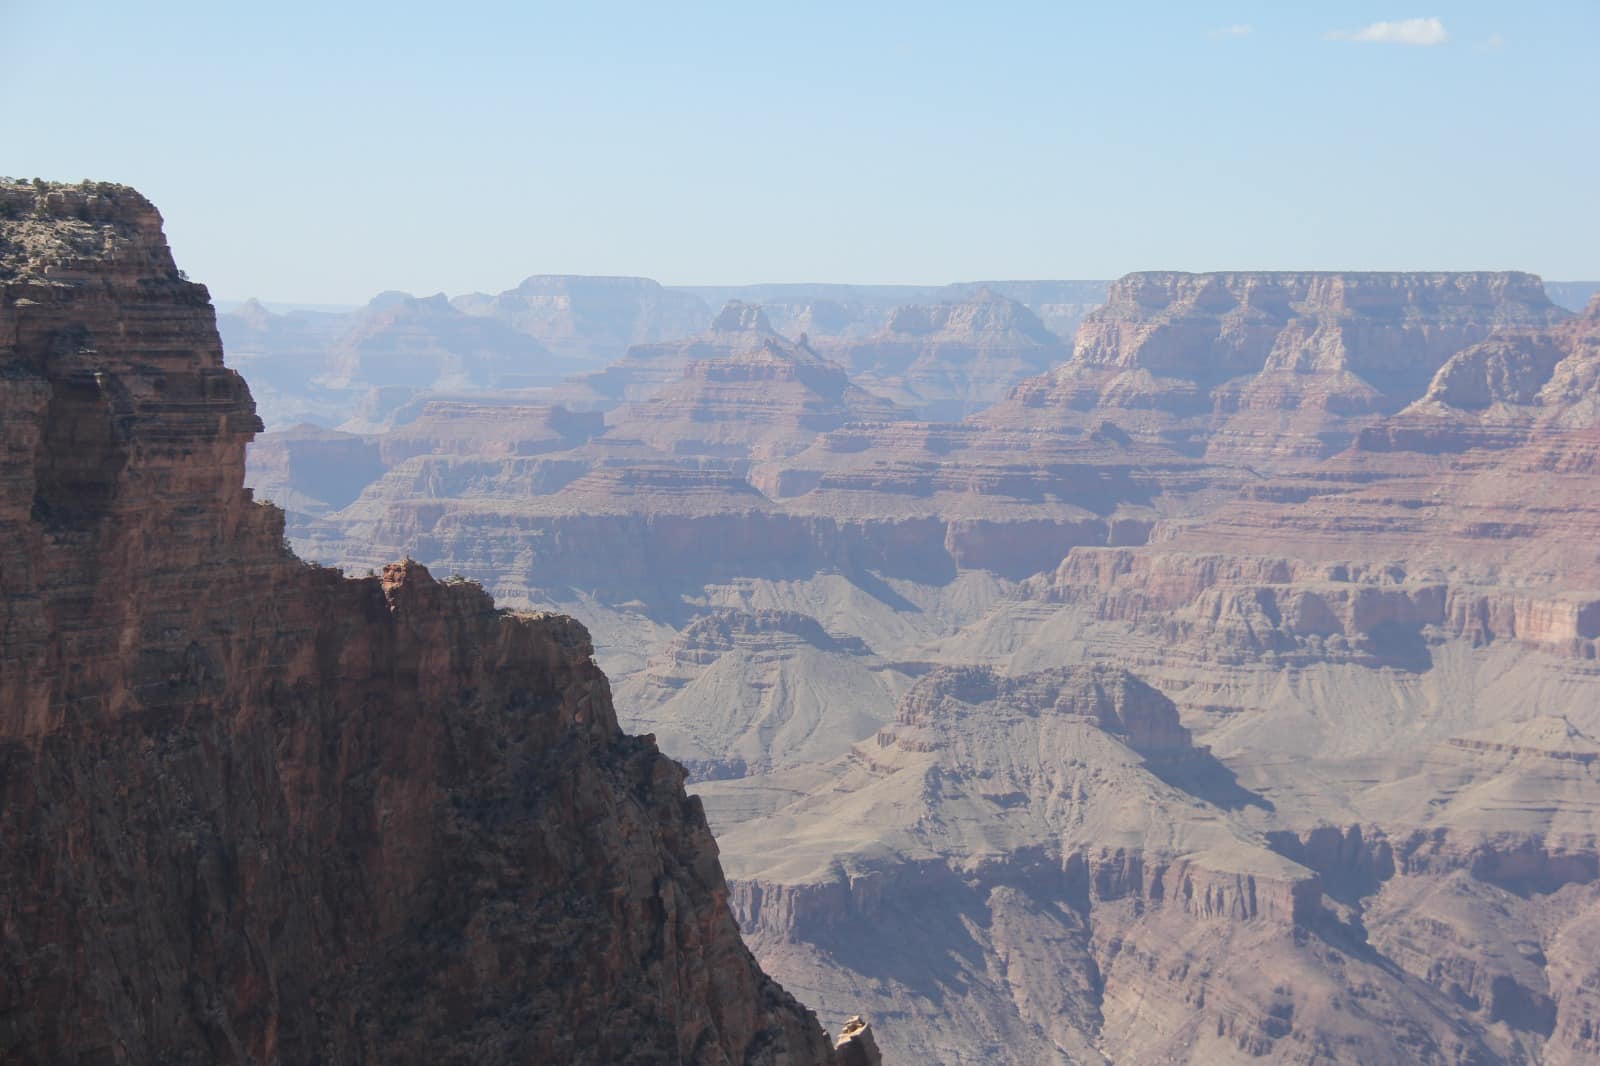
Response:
[0, 181, 860, 1063]
[243, 258, 1600, 1061]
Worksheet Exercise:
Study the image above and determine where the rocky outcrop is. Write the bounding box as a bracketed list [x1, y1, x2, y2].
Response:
[831, 1017, 881, 1066]
[0, 180, 846, 1063]
[1025, 548, 1600, 661]
[1380, 294, 1600, 468]
[891, 664, 1198, 759]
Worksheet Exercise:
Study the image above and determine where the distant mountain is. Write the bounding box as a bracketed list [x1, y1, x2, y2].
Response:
[219, 292, 587, 430]
[452, 275, 711, 362]
[222, 277, 1114, 431]
[213, 298, 361, 314]
[1546, 280, 1600, 312]
[606, 324, 912, 459]
[541, 299, 794, 411]
[814, 288, 1070, 419]
[215, 299, 356, 427]
[326, 291, 581, 391]
[990, 269, 1568, 462]
[670, 280, 1110, 342]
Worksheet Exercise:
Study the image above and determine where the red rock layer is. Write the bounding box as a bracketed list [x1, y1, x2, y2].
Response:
[0, 181, 852, 1063]
[992, 269, 1568, 464]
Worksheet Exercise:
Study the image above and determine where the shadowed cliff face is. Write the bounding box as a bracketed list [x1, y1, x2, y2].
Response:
[0, 181, 862, 1063]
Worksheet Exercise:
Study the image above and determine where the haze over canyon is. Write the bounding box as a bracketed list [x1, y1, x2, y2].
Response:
[7, 175, 1600, 1066]
[230, 229, 1600, 1062]
[8, 0, 1599, 1061]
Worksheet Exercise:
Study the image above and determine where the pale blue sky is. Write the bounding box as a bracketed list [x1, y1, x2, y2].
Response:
[3, 2, 1595, 302]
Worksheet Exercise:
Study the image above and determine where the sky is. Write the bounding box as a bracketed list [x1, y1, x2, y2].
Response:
[3, 1, 1596, 303]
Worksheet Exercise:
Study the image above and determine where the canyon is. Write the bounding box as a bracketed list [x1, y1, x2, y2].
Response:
[249, 255, 1600, 1062]
[0, 180, 885, 1064]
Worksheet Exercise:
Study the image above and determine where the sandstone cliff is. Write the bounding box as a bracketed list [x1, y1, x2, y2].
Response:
[994, 270, 1568, 463]
[0, 180, 858, 1063]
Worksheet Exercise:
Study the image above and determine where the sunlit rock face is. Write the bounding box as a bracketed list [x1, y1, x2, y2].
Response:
[994, 270, 1567, 463]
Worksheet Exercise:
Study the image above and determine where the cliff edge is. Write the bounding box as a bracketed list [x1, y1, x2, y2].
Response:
[0, 179, 863, 1063]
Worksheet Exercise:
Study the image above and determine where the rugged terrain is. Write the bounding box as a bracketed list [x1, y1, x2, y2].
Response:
[812, 288, 1069, 419]
[0, 180, 887, 1063]
[251, 259, 1600, 1062]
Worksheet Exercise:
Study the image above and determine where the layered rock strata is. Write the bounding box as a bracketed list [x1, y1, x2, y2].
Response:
[0, 180, 857, 1063]
[703, 665, 1498, 1064]
[993, 270, 1568, 463]
[248, 264, 1600, 1061]
[604, 329, 911, 459]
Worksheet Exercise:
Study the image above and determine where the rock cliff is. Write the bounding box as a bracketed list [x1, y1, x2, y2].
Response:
[996, 270, 1568, 463]
[0, 180, 859, 1063]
